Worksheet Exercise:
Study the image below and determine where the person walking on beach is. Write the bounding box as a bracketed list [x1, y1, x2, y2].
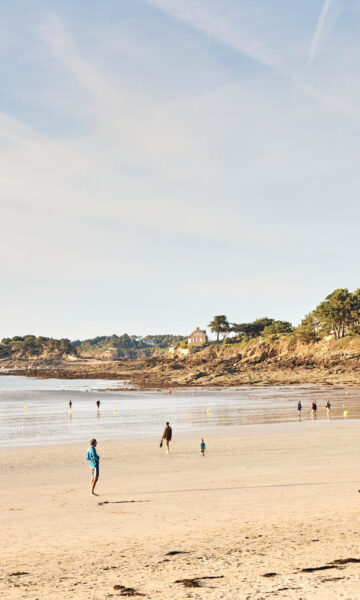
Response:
[200, 438, 206, 456]
[312, 401, 317, 416]
[86, 438, 100, 496]
[68, 398, 72, 415]
[326, 400, 331, 413]
[162, 422, 172, 454]
[96, 399, 101, 415]
[297, 401, 302, 416]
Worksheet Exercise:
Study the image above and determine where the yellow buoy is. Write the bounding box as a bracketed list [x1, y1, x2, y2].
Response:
[207, 409, 211, 414]
[344, 410, 348, 417]
[113, 407, 117, 413]
[24, 406, 28, 411]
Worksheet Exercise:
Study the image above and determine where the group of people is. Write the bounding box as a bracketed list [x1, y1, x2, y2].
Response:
[68, 399, 101, 415]
[297, 400, 331, 416]
[86, 422, 207, 496]
[85, 399, 341, 496]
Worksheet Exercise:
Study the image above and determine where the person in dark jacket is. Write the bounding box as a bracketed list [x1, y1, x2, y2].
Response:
[162, 422, 172, 454]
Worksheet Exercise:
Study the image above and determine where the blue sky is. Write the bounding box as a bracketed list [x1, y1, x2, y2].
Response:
[1, 0, 359, 339]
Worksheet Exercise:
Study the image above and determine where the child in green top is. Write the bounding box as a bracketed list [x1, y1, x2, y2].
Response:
[200, 438, 206, 456]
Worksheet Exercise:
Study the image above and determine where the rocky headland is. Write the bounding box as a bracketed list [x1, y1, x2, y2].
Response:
[2, 336, 360, 389]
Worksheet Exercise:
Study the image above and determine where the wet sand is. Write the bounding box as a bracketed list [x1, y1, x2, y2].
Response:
[2, 381, 360, 448]
[1, 420, 360, 599]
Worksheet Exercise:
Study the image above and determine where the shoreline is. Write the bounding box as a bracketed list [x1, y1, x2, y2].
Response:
[2, 379, 359, 450]
[1, 366, 360, 390]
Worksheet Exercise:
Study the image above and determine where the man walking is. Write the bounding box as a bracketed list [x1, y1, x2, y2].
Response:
[86, 438, 100, 496]
[162, 422, 172, 454]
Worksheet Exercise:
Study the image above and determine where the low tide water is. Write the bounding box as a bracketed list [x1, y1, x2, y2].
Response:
[1, 376, 360, 447]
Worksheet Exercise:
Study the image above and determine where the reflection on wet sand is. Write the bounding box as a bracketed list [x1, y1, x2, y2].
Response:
[1, 382, 360, 447]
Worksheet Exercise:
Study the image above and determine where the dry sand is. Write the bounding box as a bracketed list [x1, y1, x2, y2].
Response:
[1, 420, 360, 599]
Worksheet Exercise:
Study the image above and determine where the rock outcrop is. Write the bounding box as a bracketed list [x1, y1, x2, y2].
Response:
[2, 336, 360, 388]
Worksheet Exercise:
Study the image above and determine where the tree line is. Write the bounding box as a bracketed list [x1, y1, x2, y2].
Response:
[0, 336, 73, 358]
[1, 288, 359, 359]
[208, 288, 360, 343]
[0, 334, 185, 359]
[73, 334, 185, 358]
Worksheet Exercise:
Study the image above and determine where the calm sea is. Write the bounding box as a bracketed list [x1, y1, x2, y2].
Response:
[0, 376, 360, 447]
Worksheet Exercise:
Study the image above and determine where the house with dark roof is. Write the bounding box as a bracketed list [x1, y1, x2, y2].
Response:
[188, 327, 208, 346]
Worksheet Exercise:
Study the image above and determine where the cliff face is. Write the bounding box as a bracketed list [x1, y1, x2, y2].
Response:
[138, 337, 360, 387]
[1, 336, 360, 388]
[167, 337, 360, 386]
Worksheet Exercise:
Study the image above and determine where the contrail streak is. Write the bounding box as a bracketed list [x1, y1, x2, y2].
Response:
[308, 0, 333, 64]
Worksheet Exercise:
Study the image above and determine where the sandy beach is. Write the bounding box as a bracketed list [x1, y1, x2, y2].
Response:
[2, 421, 360, 600]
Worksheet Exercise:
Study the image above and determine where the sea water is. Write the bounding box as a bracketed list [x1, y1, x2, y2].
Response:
[0, 375, 360, 447]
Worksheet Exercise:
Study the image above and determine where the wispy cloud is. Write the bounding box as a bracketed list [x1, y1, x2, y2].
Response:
[1, 1, 360, 336]
[144, 0, 282, 70]
[145, 0, 355, 117]
[39, 13, 128, 117]
[291, 76, 357, 117]
[308, 0, 333, 64]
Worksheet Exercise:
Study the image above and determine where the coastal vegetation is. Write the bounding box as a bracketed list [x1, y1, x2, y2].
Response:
[209, 288, 360, 344]
[72, 334, 185, 358]
[0, 336, 73, 358]
[0, 333, 185, 359]
[1, 288, 360, 362]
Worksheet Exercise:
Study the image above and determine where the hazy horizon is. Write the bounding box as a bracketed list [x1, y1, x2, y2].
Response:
[1, 0, 360, 339]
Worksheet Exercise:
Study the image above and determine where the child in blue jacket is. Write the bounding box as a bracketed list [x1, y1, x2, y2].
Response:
[86, 438, 100, 496]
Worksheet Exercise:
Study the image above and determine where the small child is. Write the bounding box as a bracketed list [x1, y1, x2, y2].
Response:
[200, 438, 206, 456]
[86, 438, 100, 496]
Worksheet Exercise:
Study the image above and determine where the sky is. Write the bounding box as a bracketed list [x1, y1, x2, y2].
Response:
[1, 0, 360, 340]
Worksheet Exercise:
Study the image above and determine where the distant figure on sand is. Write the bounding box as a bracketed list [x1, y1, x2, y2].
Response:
[96, 400, 101, 414]
[297, 401, 302, 416]
[86, 438, 100, 496]
[162, 422, 172, 454]
[68, 399, 72, 414]
[312, 401, 317, 416]
[326, 401, 331, 413]
[201, 438, 206, 456]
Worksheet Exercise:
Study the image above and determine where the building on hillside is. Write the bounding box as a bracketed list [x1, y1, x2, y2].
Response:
[143, 339, 156, 346]
[188, 327, 208, 346]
